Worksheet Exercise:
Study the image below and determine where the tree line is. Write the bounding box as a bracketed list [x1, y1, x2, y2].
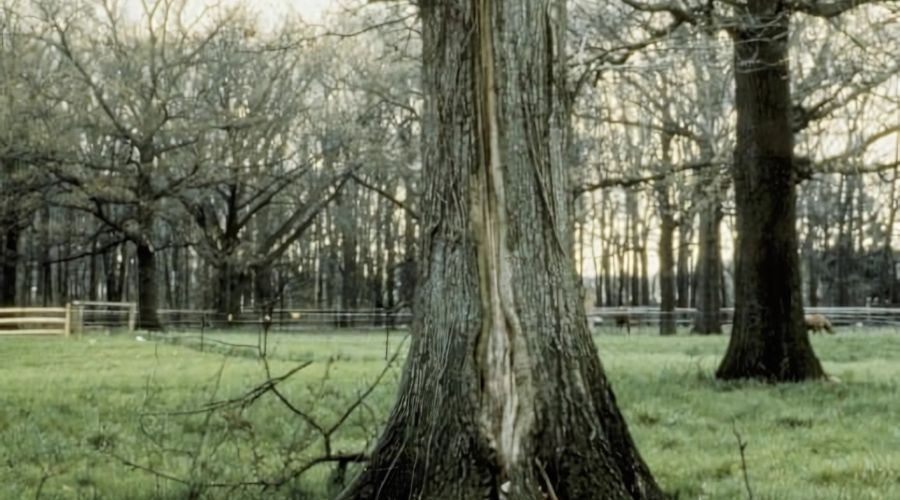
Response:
[1, 0, 897, 334]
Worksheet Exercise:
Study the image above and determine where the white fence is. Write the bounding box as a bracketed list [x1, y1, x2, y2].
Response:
[70, 301, 136, 333]
[587, 307, 900, 328]
[0, 306, 71, 336]
[4, 304, 896, 335]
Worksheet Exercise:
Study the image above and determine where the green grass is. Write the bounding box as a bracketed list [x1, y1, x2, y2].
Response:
[1, 327, 898, 499]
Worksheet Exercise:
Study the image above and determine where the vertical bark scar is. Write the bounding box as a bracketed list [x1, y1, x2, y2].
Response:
[472, 0, 533, 478]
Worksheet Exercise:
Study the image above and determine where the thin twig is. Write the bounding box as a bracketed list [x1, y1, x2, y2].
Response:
[141, 362, 313, 417]
[732, 421, 754, 500]
[535, 459, 560, 500]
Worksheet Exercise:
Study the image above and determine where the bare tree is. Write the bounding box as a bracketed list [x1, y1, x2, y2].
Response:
[33, 0, 243, 328]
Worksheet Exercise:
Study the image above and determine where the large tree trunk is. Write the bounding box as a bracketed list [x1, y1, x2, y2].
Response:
[341, 2, 662, 498]
[717, 2, 824, 381]
[692, 194, 723, 334]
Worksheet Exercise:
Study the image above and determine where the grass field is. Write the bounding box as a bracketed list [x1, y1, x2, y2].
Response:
[1, 326, 898, 499]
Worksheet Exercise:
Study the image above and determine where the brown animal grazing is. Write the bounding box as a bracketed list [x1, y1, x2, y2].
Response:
[804, 314, 834, 334]
[612, 313, 632, 334]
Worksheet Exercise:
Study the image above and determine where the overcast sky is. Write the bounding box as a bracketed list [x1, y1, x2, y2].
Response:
[120, 0, 333, 26]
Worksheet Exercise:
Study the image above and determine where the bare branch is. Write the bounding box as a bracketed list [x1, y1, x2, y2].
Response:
[788, 0, 889, 18]
[349, 172, 420, 220]
[574, 160, 721, 197]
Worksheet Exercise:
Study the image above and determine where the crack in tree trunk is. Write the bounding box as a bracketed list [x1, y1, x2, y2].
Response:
[474, 1, 527, 474]
[473, 0, 533, 474]
[339, 2, 663, 498]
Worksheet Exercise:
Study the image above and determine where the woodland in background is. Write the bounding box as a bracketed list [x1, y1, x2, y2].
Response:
[1, 0, 898, 329]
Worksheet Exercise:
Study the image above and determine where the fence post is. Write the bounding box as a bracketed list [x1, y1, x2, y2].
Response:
[71, 301, 84, 336]
[64, 303, 72, 337]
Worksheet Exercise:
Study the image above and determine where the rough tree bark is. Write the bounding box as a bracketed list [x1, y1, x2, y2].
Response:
[340, 1, 662, 498]
[716, 1, 825, 381]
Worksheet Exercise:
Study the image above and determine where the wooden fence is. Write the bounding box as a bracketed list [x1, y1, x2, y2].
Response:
[70, 301, 137, 334]
[0, 305, 71, 336]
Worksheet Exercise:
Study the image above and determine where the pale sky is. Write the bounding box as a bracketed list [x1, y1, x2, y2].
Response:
[226, 0, 331, 22]
[121, 0, 335, 26]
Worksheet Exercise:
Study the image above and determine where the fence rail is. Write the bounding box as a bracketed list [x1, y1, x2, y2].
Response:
[70, 301, 137, 334]
[0, 306, 71, 336]
[586, 306, 900, 328]
[3, 304, 898, 335]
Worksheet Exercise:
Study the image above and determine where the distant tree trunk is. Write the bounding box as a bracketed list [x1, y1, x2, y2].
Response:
[313, 224, 325, 308]
[135, 241, 163, 330]
[692, 194, 723, 334]
[628, 192, 640, 306]
[657, 208, 676, 335]
[163, 252, 174, 309]
[601, 205, 615, 306]
[341, 1, 662, 498]
[835, 176, 853, 305]
[254, 261, 275, 311]
[803, 220, 819, 307]
[639, 234, 651, 305]
[105, 243, 127, 303]
[676, 221, 692, 308]
[0, 222, 18, 307]
[88, 239, 99, 301]
[104, 247, 117, 302]
[59, 210, 74, 303]
[37, 207, 51, 305]
[717, 2, 824, 381]
[886, 169, 899, 303]
[20, 233, 32, 305]
[340, 199, 360, 316]
[216, 264, 244, 316]
[132, 171, 163, 330]
[0, 160, 11, 306]
[170, 246, 184, 309]
[616, 240, 627, 305]
[400, 189, 418, 307]
[655, 137, 676, 335]
[182, 248, 191, 309]
[383, 199, 397, 310]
